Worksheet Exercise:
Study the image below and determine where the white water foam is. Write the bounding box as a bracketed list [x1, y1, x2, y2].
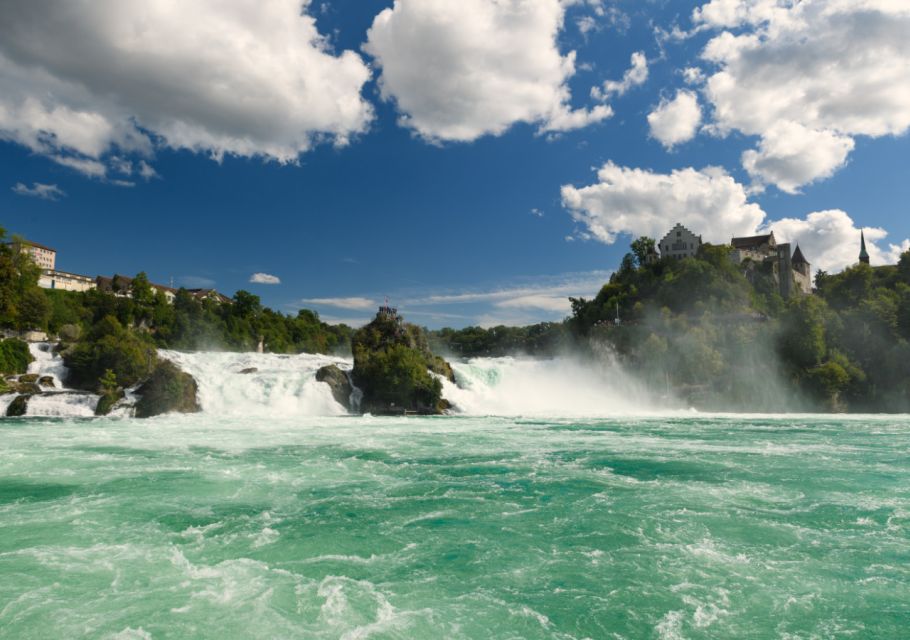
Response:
[443, 355, 663, 417]
[26, 392, 99, 418]
[2, 343, 99, 418]
[28, 342, 69, 388]
[160, 350, 354, 417]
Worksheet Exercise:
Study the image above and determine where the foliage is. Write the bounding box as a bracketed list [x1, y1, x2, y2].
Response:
[352, 313, 448, 414]
[62, 315, 158, 391]
[0, 338, 33, 374]
[568, 237, 910, 411]
[429, 322, 569, 358]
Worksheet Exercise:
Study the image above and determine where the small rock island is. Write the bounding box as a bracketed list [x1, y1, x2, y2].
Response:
[347, 305, 454, 415]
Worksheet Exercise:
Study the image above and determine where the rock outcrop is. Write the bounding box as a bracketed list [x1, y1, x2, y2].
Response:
[6, 395, 30, 417]
[134, 361, 201, 418]
[95, 389, 126, 416]
[316, 364, 354, 412]
[351, 308, 453, 415]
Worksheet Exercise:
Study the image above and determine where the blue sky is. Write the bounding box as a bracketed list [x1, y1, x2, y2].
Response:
[2, 0, 909, 328]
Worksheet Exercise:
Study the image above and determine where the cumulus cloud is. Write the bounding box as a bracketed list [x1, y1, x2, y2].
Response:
[647, 90, 702, 149]
[562, 161, 909, 272]
[561, 162, 765, 244]
[741, 122, 854, 194]
[11, 181, 65, 200]
[592, 52, 648, 100]
[771, 210, 910, 273]
[300, 297, 377, 310]
[0, 1, 373, 177]
[249, 273, 281, 285]
[695, 0, 910, 191]
[364, 0, 611, 142]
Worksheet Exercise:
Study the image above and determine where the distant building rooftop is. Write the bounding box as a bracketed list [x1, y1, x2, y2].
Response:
[731, 233, 775, 250]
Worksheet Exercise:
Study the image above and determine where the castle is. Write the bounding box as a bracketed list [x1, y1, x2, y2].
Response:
[657, 224, 875, 298]
[729, 232, 812, 297]
[657, 225, 812, 297]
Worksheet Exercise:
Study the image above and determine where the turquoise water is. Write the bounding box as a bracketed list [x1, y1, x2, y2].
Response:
[1, 414, 908, 639]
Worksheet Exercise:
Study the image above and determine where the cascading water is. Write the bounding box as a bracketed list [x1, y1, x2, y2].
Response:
[443, 355, 666, 417]
[4, 346, 667, 419]
[1, 343, 100, 418]
[160, 350, 355, 417]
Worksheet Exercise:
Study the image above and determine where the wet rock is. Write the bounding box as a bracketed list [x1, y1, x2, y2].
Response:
[18, 374, 39, 384]
[135, 361, 201, 418]
[316, 365, 353, 413]
[12, 382, 41, 395]
[39, 376, 55, 388]
[238, 367, 259, 374]
[6, 395, 30, 417]
[95, 389, 126, 416]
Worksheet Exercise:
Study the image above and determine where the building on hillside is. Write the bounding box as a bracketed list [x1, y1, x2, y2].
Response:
[10, 240, 56, 270]
[790, 245, 813, 295]
[859, 230, 870, 265]
[730, 231, 812, 297]
[38, 269, 96, 292]
[96, 275, 178, 303]
[731, 232, 777, 264]
[658, 224, 702, 260]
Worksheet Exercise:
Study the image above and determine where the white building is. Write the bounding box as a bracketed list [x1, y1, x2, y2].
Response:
[659, 224, 702, 260]
[11, 240, 56, 270]
[38, 269, 96, 292]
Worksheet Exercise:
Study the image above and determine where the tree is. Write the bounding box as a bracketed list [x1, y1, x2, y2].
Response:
[631, 237, 656, 267]
[17, 288, 51, 331]
[130, 272, 155, 306]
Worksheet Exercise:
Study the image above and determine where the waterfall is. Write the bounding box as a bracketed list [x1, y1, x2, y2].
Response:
[442, 356, 659, 417]
[1, 343, 102, 419]
[160, 350, 354, 417]
[5, 345, 662, 419]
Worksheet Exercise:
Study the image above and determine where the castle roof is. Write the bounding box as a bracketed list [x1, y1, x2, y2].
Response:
[731, 232, 775, 250]
[792, 244, 809, 265]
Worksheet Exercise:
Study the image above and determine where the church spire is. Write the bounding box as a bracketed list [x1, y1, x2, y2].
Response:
[859, 230, 870, 265]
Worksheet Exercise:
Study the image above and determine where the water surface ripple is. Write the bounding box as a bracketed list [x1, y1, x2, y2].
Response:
[1, 414, 908, 639]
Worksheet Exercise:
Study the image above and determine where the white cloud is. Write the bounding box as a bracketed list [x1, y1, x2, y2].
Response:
[405, 271, 611, 319]
[364, 0, 611, 142]
[770, 210, 910, 273]
[0, 1, 373, 177]
[11, 181, 65, 201]
[592, 51, 648, 100]
[300, 297, 377, 310]
[249, 273, 281, 285]
[562, 161, 909, 272]
[741, 122, 854, 194]
[696, 0, 910, 191]
[561, 162, 765, 244]
[647, 90, 702, 149]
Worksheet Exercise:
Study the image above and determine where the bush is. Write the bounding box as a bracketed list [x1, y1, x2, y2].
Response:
[63, 315, 158, 391]
[0, 339, 32, 374]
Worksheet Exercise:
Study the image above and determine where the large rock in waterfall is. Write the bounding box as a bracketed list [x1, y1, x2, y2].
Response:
[135, 361, 201, 418]
[316, 364, 354, 413]
[351, 307, 454, 415]
[6, 394, 31, 417]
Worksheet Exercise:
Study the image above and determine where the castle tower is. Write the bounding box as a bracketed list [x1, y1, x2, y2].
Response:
[777, 242, 793, 298]
[859, 231, 870, 265]
[792, 244, 810, 278]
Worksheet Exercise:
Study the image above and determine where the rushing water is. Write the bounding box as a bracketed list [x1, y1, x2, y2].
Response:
[1, 353, 908, 638]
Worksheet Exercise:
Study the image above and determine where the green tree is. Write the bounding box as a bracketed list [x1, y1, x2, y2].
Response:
[631, 237, 657, 267]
